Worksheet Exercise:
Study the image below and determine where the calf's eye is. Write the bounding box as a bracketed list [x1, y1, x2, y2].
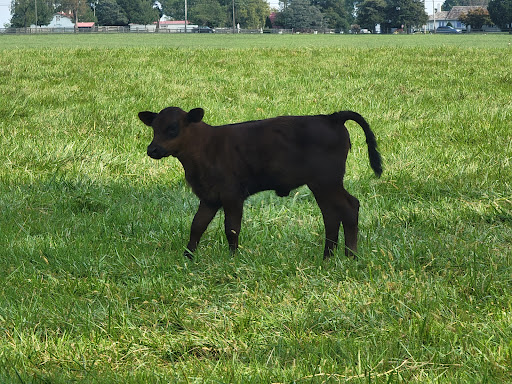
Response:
[167, 124, 180, 137]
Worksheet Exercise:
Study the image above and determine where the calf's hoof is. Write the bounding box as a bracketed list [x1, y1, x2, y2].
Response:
[184, 249, 194, 260]
[345, 248, 358, 260]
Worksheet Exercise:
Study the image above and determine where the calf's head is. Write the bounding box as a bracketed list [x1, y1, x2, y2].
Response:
[138, 107, 205, 159]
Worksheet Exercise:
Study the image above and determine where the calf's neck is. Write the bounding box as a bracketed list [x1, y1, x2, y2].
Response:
[139, 107, 382, 259]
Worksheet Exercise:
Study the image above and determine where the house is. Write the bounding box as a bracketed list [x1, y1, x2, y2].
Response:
[30, 12, 74, 29]
[48, 12, 74, 28]
[427, 6, 498, 32]
[77, 22, 95, 31]
[129, 23, 157, 32]
[29, 13, 96, 31]
[158, 20, 198, 32]
[130, 20, 198, 33]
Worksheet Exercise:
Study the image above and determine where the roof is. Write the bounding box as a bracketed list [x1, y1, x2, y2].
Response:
[157, 20, 191, 25]
[448, 6, 487, 19]
[430, 6, 487, 21]
[432, 11, 449, 20]
[77, 22, 95, 27]
[56, 11, 72, 18]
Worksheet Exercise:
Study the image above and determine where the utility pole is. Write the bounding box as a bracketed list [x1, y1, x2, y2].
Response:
[34, 0, 37, 27]
[433, 0, 436, 33]
[185, 0, 187, 33]
[232, 0, 235, 33]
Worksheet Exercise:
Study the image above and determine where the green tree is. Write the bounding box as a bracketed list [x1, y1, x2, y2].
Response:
[56, 0, 94, 24]
[235, 0, 270, 28]
[159, 0, 184, 21]
[265, 15, 273, 28]
[188, 0, 226, 26]
[96, 0, 128, 25]
[136, 0, 160, 24]
[488, 0, 512, 30]
[161, 0, 229, 26]
[316, 0, 352, 30]
[459, 7, 491, 29]
[276, 0, 324, 30]
[10, 0, 34, 27]
[357, 0, 386, 32]
[382, 0, 427, 32]
[35, 0, 54, 26]
[117, 0, 159, 24]
[11, 0, 54, 27]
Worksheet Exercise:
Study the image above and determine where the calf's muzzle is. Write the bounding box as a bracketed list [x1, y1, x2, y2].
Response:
[147, 143, 167, 159]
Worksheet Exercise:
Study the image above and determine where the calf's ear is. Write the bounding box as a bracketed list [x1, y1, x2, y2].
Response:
[187, 108, 204, 123]
[138, 111, 157, 126]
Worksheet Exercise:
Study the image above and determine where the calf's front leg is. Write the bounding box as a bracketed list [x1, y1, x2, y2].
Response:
[185, 200, 220, 258]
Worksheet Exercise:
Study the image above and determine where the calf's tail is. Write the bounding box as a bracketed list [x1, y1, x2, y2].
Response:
[332, 111, 383, 177]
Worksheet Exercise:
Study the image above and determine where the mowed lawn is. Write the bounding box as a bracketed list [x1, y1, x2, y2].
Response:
[0, 34, 511, 383]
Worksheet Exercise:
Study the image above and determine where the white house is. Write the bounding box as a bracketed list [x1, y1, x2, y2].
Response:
[130, 20, 198, 33]
[427, 6, 497, 32]
[158, 20, 198, 32]
[129, 23, 157, 32]
[44, 12, 74, 28]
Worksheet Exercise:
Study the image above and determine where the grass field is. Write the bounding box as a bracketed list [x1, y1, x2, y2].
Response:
[0, 34, 511, 383]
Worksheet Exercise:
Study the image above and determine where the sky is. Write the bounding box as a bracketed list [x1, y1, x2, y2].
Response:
[0, 0, 438, 29]
[0, 1, 10, 27]
[269, 0, 279, 9]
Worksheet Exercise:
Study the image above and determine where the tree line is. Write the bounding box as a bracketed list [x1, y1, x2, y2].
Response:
[9, 0, 271, 28]
[9, 0, 512, 31]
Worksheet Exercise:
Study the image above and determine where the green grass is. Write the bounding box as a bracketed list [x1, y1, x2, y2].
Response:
[1, 32, 512, 50]
[1, 34, 511, 383]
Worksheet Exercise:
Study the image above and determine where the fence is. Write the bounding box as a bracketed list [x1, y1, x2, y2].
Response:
[0, 26, 339, 35]
[0, 26, 129, 34]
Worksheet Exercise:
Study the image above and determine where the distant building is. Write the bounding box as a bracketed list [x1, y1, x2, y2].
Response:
[158, 20, 196, 31]
[30, 12, 74, 29]
[427, 6, 498, 32]
[130, 20, 198, 33]
[77, 22, 95, 31]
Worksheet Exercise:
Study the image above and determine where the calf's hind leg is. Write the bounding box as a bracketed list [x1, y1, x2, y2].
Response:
[340, 189, 360, 258]
[222, 199, 244, 254]
[310, 185, 360, 258]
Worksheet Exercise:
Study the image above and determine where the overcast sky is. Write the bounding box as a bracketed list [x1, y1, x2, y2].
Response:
[0, 1, 10, 27]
